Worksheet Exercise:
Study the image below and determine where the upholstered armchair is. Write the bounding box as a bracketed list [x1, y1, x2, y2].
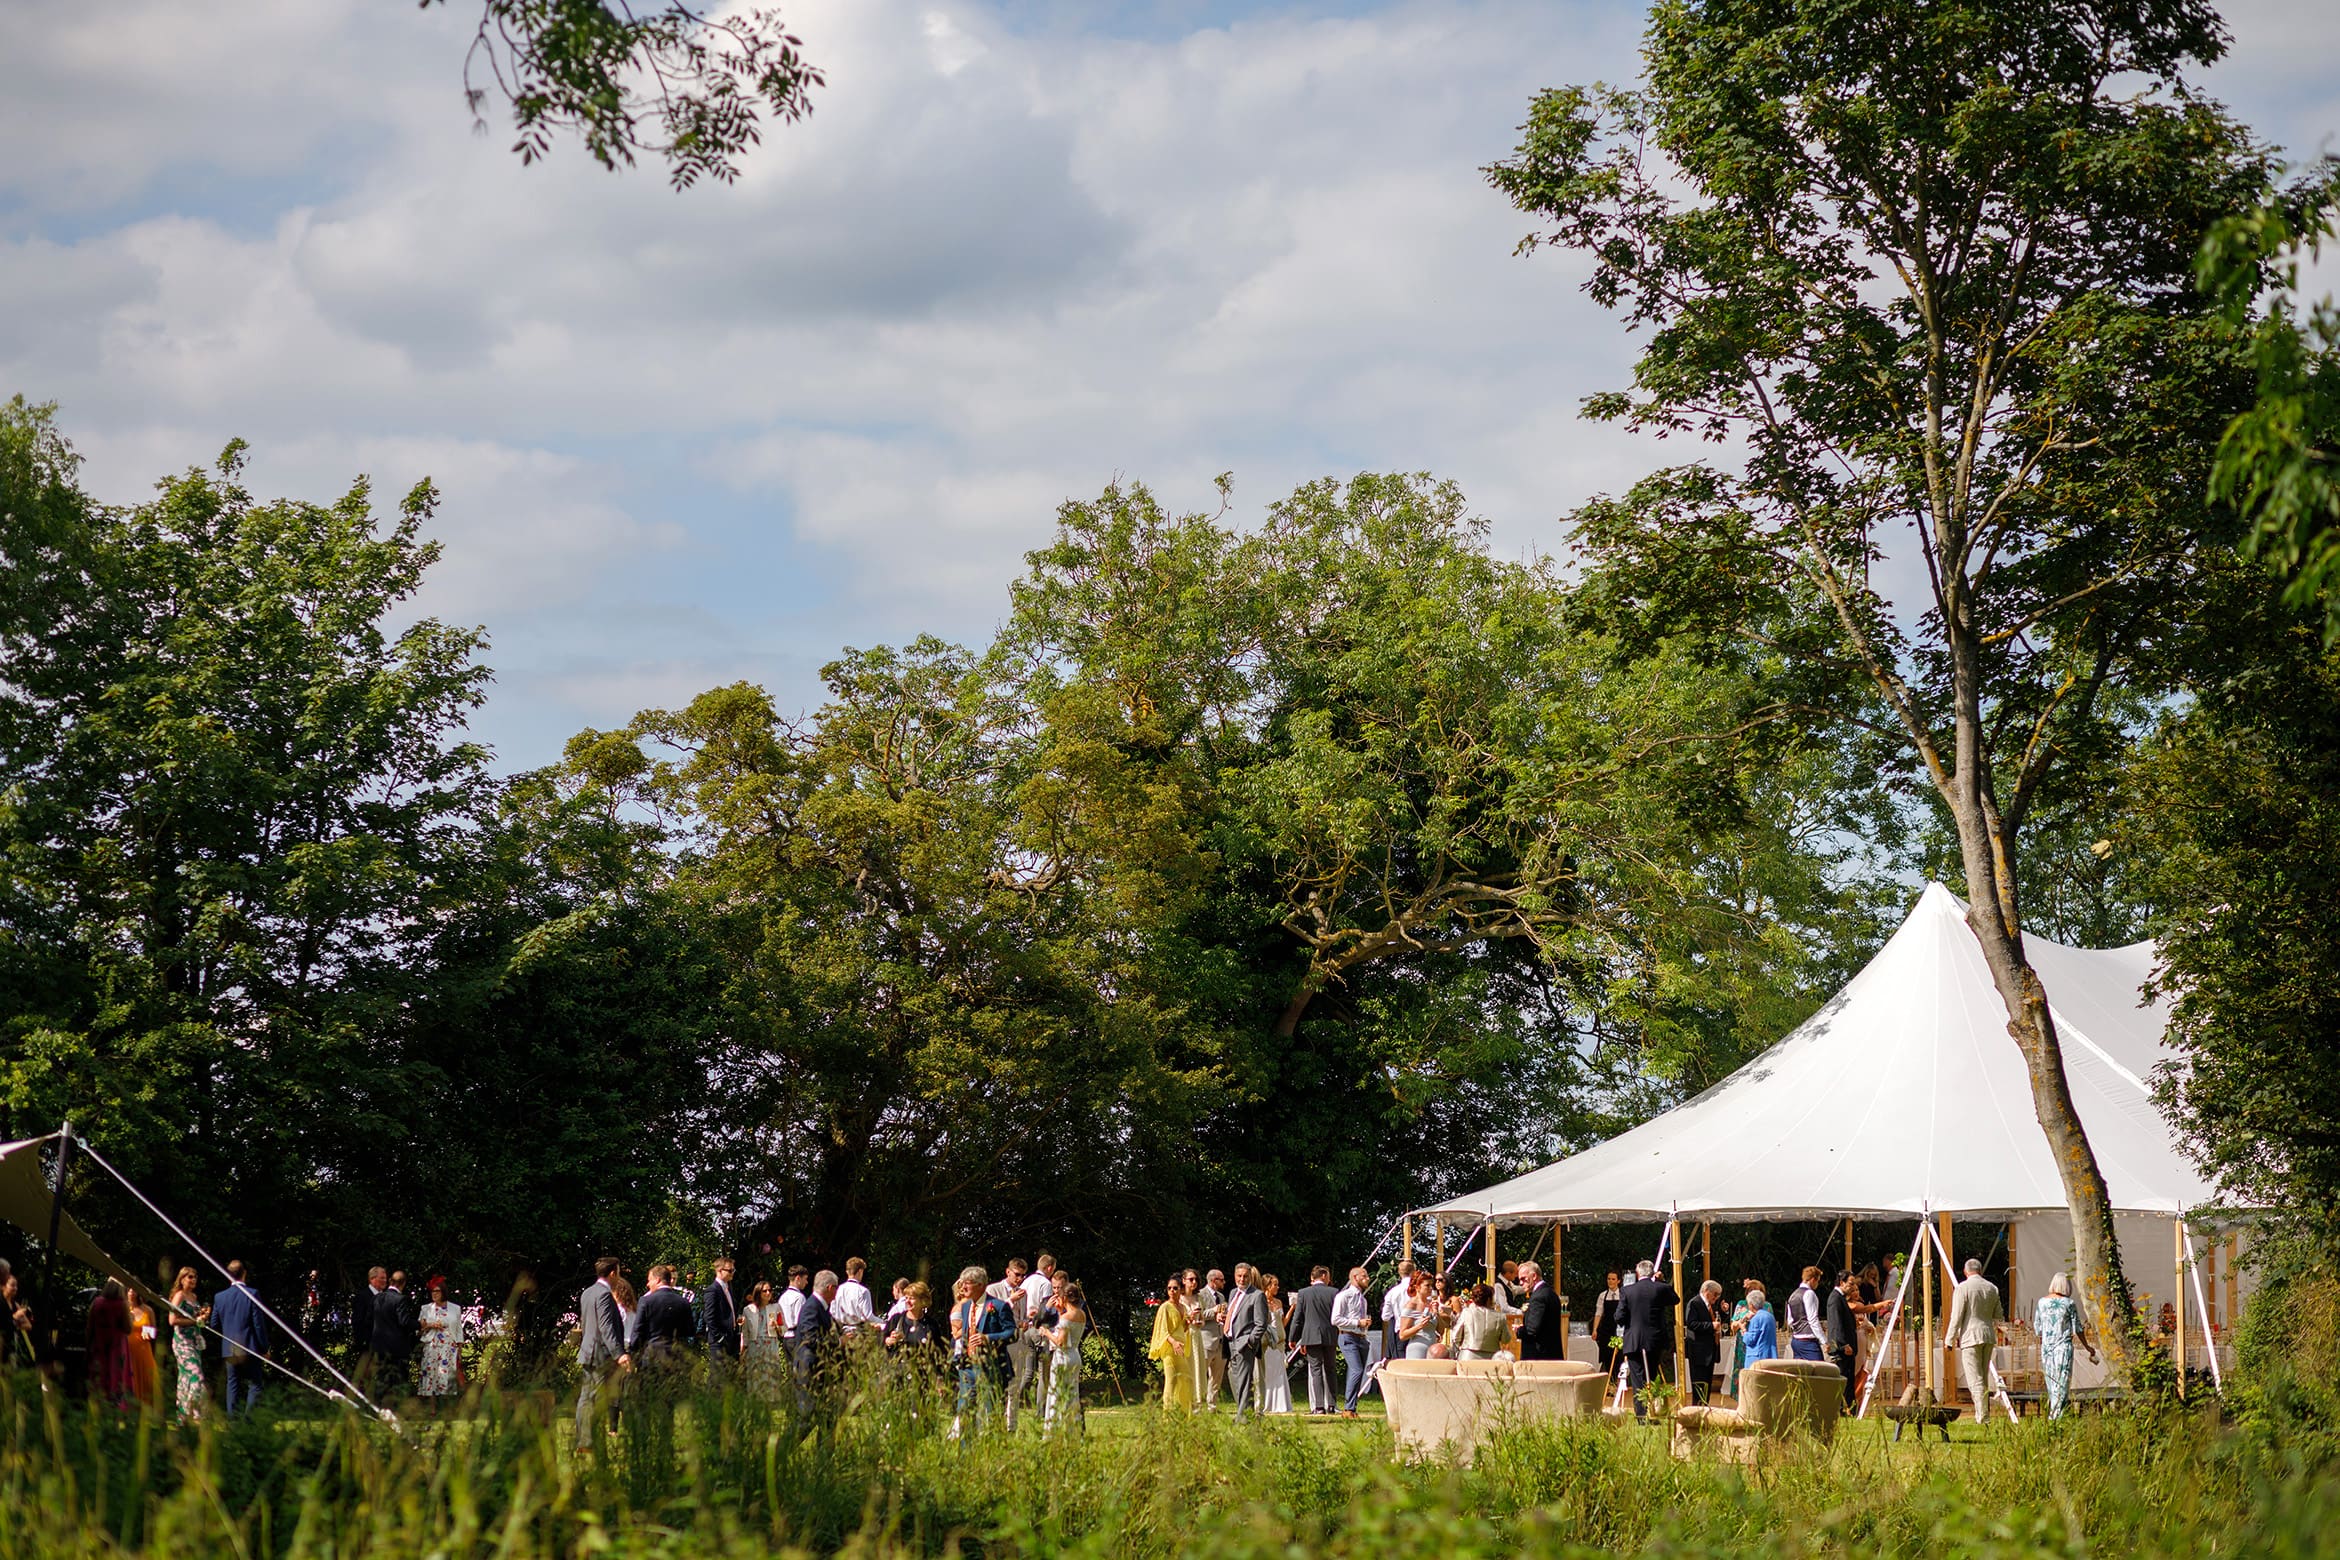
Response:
[1670, 1358, 1845, 1462]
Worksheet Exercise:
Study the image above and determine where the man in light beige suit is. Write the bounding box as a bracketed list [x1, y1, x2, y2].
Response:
[1943, 1257, 2005, 1423]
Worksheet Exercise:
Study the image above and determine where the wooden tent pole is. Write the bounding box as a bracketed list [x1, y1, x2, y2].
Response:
[2175, 1217, 2188, 1401]
[1922, 1214, 1937, 1399]
[2007, 1219, 2019, 1314]
[1485, 1221, 1497, 1285]
[1436, 1216, 1446, 1280]
[1669, 1214, 1688, 1400]
[2225, 1231, 2239, 1331]
[1553, 1223, 1564, 1327]
[1701, 1221, 1712, 1288]
[1402, 1215, 1412, 1268]
[1844, 1216, 1854, 1277]
[1937, 1212, 1954, 1392]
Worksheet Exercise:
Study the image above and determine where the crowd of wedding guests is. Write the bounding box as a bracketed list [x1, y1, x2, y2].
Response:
[570, 1252, 1095, 1448]
[11, 1234, 2089, 1430]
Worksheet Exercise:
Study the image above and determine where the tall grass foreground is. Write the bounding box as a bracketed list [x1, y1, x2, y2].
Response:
[6, 1362, 2340, 1560]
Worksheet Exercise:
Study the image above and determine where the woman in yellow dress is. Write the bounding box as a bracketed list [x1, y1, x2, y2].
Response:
[1148, 1273, 1194, 1408]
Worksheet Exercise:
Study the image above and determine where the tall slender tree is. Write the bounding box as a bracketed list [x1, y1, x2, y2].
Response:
[1491, 0, 2284, 1367]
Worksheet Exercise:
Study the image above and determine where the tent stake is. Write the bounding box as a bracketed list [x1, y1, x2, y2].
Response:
[38, 1121, 73, 1366]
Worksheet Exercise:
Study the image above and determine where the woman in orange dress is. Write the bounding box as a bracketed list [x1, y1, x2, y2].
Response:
[126, 1287, 161, 1407]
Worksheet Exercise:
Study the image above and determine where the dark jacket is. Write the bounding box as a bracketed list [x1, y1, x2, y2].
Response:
[1685, 1294, 1720, 1369]
[1824, 1287, 1859, 1359]
[1519, 1281, 1565, 1360]
[792, 1290, 834, 1375]
[634, 1286, 697, 1358]
[211, 1282, 273, 1361]
[374, 1287, 416, 1361]
[703, 1278, 741, 1361]
[1288, 1282, 1338, 1348]
[1619, 1276, 1679, 1356]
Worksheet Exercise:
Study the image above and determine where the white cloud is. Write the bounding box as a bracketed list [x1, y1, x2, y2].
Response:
[4, 0, 2336, 764]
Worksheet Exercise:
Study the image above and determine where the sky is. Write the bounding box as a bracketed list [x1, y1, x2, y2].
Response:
[5, 0, 2337, 770]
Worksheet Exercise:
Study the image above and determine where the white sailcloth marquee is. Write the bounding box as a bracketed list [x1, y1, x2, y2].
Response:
[1419, 883, 2225, 1226]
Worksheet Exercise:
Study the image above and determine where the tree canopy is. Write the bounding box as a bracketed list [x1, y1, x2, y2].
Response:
[1488, 0, 2295, 1364]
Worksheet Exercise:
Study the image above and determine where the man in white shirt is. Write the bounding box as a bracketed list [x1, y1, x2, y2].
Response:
[1378, 1259, 1415, 1385]
[1332, 1266, 1374, 1417]
[986, 1259, 1036, 1427]
[1022, 1253, 1059, 1409]
[776, 1265, 809, 1343]
[832, 1257, 878, 1337]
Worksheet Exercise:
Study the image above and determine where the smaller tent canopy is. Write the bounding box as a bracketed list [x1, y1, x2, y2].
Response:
[0, 1134, 140, 1290]
[1420, 883, 2224, 1226]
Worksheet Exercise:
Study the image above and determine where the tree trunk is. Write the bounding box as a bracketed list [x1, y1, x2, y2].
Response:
[1946, 774, 2139, 1374]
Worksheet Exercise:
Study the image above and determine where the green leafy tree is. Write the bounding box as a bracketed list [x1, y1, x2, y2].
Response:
[2127, 618, 2340, 1242]
[439, 0, 823, 188]
[2198, 178, 2340, 638]
[1488, 0, 2284, 1368]
[0, 414, 491, 1273]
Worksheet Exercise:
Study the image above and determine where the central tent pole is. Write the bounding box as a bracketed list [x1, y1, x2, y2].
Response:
[1485, 1220, 1497, 1285]
[1436, 1216, 1446, 1281]
[1402, 1215, 1412, 1267]
[1922, 1207, 1937, 1400]
[1701, 1221, 1711, 1287]
[1844, 1217, 1854, 1277]
[1669, 1211, 1688, 1401]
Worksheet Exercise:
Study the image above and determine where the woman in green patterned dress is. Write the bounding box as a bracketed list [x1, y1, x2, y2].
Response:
[2031, 1271, 2097, 1419]
[166, 1266, 210, 1420]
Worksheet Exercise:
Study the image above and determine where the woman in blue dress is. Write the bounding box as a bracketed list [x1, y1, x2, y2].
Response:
[2032, 1272, 2096, 1419]
[1739, 1286, 1779, 1373]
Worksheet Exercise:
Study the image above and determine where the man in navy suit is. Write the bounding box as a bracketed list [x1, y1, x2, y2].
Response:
[792, 1270, 837, 1415]
[210, 1260, 274, 1414]
[702, 1258, 742, 1375]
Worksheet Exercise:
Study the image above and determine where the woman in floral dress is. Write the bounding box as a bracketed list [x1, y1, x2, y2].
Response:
[165, 1267, 209, 1420]
[2032, 1272, 2096, 1419]
[416, 1277, 464, 1407]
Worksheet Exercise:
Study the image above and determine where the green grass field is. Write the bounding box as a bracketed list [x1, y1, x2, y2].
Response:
[6, 1365, 2338, 1560]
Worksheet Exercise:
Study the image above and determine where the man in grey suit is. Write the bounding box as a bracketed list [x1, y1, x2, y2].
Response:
[574, 1256, 628, 1451]
[1222, 1264, 1270, 1420]
[1944, 1257, 2006, 1423]
[1287, 1264, 1341, 1415]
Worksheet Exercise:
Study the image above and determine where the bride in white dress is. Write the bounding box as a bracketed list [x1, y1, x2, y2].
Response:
[1260, 1273, 1292, 1413]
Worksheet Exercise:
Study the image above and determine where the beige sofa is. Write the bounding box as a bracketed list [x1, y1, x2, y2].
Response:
[1379, 1356, 1609, 1459]
[1670, 1358, 1845, 1463]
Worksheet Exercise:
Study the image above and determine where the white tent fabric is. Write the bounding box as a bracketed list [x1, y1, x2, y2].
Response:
[0, 1134, 141, 1289]
[1421, 883, 2223, 1226]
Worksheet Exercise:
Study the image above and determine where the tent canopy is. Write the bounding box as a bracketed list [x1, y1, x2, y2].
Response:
[1420, 883, 2223, 1227]
[0, 1133, 141, 1290]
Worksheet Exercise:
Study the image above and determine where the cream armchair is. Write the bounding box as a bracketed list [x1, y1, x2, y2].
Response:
[1670, 1358, 1845, 1462]
[1380, 1357, 1608, 1459]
